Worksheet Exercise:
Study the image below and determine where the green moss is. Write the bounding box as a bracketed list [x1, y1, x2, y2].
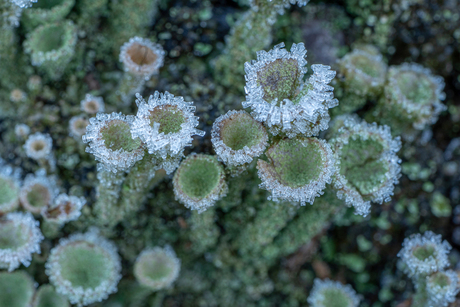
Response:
[220, 112, 265, 150]
[33, 285, 69, 307]
[0, 177, 18, 207]
[395, 71, 435, 105]
[101, 120, 141, 152]
[266, 138, 323, 188]
[149, 106, 185, 134]
[339, 137, 387, 195]
[319, 288, 354, 307]
[178, 156, 221, 199]
[32, 25, 64, 53]
[0, 271, 35, 307]
[26, 184, 51, 209]
[58, 241, 111, 289]
[257, 58, 301, 103]
[412, 245, 436, 261]
[0, 221, 27, 249]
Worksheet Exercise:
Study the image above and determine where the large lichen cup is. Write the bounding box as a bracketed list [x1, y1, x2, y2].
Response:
[0, 271, 35, 307]
[257, 137, 335, 205]
[23, 20, 77, 80]
[173, 154, 227, 212]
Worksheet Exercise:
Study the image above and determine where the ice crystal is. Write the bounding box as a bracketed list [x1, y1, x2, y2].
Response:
[385, 63, 446, 130]
[0, 212, 44, 272]
[69, 116, 89, 140]
[243, 43, 337, 138]
[173, 154, 227, 213]
[330, 116, 401, 216]
[41, 193, 86, 225]
[398, 231, 451, 277]
[307, 278, 360, 307]
[134, 246, 181, 291]
[131, 92, 205, 170]
[82, 112, 145, 173]
[0, 158, 21, 214]
[80, 94, 105, 114]
[24, 132, 53, 161]
[45, 228, 122, 306]
[19, 169, 59, 214]
[211, 110, 268, 168]
[426, 270, 459, 307]
[119, 36, 165, 80]
[257, 138, 336, 205]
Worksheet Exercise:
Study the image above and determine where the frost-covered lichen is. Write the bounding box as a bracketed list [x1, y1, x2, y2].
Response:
[134, 246, 181, 291]
[80, 94, 105, 115]
[257, 137, 335, 205]
[243, 43, 337, 137]
[0, 159, 21, 214]
[328, 115, 401, 216]
[0, 271, 35, 307]
[41, 193, 86, 225]
[82, 112, 145, 173]
[307, 278, 360, 307]
[45, 229, 122, 306]
[19, 170, 59, 214]
[211, 110, 268, 170]
[0, 212, 44, 272]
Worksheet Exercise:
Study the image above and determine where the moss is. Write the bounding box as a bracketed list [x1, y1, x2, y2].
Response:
[100, 120, 141, 152]
[149, 105, 185, 134]
[220, 112, 265, 150]
[58, 241, 111, 289]
[266, 138, 323, 188]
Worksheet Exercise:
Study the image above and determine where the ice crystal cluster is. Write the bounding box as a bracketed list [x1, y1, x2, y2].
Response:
[45, 229, 122, 306]
[0, 212, 43, 271]
[243, 43, 337, 138]
[398, 231, 459, 307]
[307, 278, 360, 307]
[329, 115, 401, 216]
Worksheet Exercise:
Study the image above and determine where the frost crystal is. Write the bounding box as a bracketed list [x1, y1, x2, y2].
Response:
[329, 116, 401, 216]
[19, 169, 59, 214]
[132, 92, 205, 172]
[243, 43, 337, 138]
[82, 112, 145, 173]
[80, 94, 105, 114]
[45, 228, 122, 306]
[0, 158, 21, 214]
[0, 212, 44, 272]
[119, 36, 165, 80]
[11, 0, 37, 8]
[398, 231, 451, 277]
[41, 193, 86, 225]
[307, 278, 360, 307]
[385, 63, 446, 130]
[24, 132, 53, 160]
[426, 270, 459, 307]
[134, 246, 181, 291]
[257, 138, 336, 205]
[211, 110, 268, 168]
[173, 154, 227, 213]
